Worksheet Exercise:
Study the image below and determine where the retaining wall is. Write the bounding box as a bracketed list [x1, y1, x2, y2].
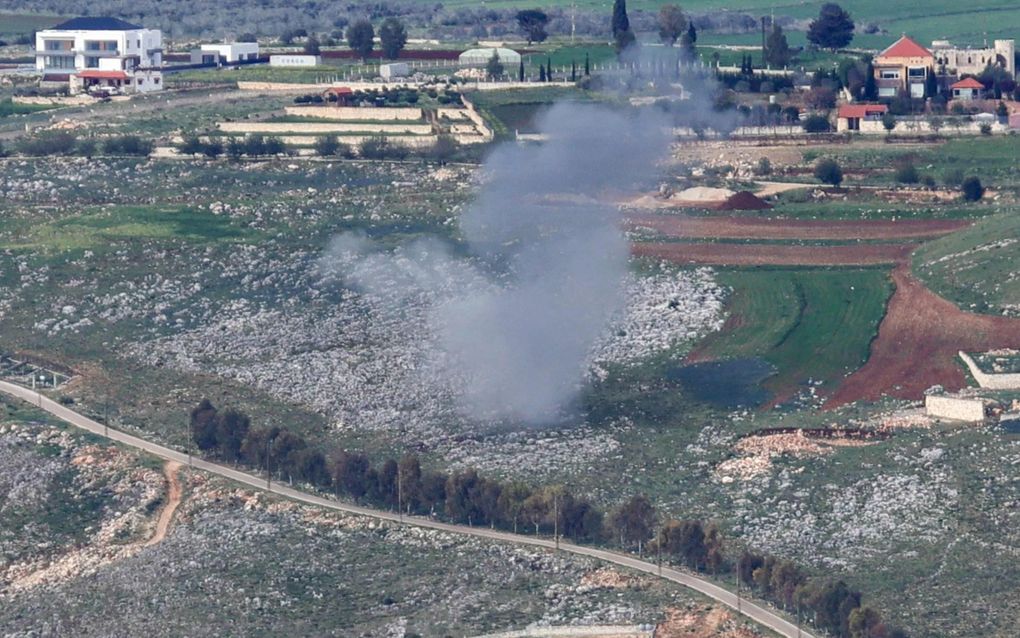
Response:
[959, 351, 1020, 389]
[925, 394, 987, 422]
[470, 626, 653, 638]
[218, 122, 433, 135]
[284, 105, 423, 120]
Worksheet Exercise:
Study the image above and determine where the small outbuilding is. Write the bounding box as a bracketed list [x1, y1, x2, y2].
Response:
[458, 47, 521, 67]
[191, 42, 260, 65]
[380, 62, 410, 79]
[836, 104, 888, 132]
[951, 77, 985, 100]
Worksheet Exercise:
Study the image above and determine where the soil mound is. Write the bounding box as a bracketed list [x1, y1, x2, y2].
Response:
[719, 190, 771, 211]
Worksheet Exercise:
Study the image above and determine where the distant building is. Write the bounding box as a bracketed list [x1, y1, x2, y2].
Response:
[836, 104, 888, 132]
[950, 77, 985, 100]
[35, 16, 163, 94]
[874, 35, 935, 98]
[379, 62, 410, 80]
[190, 42, 259, 65]
[458, 47, 521, 67]
[269, 54, 321, 67]
[931, 39, 1015, 78]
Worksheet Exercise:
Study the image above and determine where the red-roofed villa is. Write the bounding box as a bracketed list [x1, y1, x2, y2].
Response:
[874, 35, 935, 98]
[836, 104, 889, 132]
[950, 77, 985, 100]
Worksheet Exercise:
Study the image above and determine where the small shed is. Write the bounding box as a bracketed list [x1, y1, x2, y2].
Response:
[322, 86, 354, 105]
[836, 104, 888, 132]
[950, 77, 984, 100]
[380, 62, 410, 79]
[458, 47, 521, 67]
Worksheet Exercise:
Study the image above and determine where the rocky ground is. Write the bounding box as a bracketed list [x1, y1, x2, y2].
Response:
[0, 419, 762, 638]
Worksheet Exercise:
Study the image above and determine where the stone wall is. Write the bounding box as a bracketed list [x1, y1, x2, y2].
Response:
[925, 394, 988, 422]
[284, 106, 423, 121]
[218, 122, 433, 135]
[959, 351, 1020, 390]
[470, 626, 652, 638]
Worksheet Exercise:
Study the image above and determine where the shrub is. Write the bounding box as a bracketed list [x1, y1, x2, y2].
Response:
[754, 157, 772, 176]
[813, 158, 843, 187]
[961, 176, 984, 201]
[802, 114, 831, 133]
[202, 140, 224, 158]
[76, 137, 97, 158]
[17, 131, 77, 156]
[979, 123, 992, 136]
[178, 135, 205, 156]
[103, 135, 154, 156]
[943, 167, 965, 187]
[264, 136, 286, 156]
[314, 134, 341, 157]
[893, 159, 919, 184]
[243, 134, 266, 156]
[359, 136, 408, 160]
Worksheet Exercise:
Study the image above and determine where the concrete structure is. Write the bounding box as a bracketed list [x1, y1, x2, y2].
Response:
[959, 351, 1020, 390]
[950, 77, 985, 100]
[458, 47, 521, 67]
[874, 35, 935, 98]
[379, 62, 410, 79]
[190, 42, 259, 65]
[836, 103, 888, 132]
[269, 54, 321, 67]
[35, 16, 163, 95]
[925, 394, 988, 422]
[931, 39, 1015, 78]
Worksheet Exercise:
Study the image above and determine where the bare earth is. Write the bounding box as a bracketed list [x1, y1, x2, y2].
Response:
[827, 265, 1020, 406]
[626, 215, 970, 241]
[631, 242, 916, 266]
[145, 461, 182, 547]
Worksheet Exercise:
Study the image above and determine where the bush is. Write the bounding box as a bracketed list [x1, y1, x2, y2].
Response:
[813, 158, 843, 187]
[103, 135, 154, 156]
[943, 167, 965, 187]
[178, 135, 205, 155]
[961, 176, 984, 201]
[359, 136, 408, 160]
[893, 159, 919, 184]
[264, 136, 286, 156]
[202, 140, 224, 158]
[76, 138, 97, 158]
[17, 131, 78, 156]
[243, 134, 266, 156]
[802, 114, 831, 133]
[979, 123, 992, 136]
[314, 134, 351, 158]
[754, 157, 772, 176]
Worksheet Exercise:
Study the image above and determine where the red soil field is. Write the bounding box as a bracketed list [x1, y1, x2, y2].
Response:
[625, 214, 971, 241]
[631, 242, 916, 266]
[826, 265, 1020, 406]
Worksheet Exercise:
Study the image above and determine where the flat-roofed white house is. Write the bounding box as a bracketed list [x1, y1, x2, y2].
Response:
[35, 16, 163, 95]
[191, 42, 260, 65]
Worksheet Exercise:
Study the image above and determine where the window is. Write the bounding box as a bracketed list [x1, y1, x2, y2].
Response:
[45, 55, 74, 69]
[880, 70, 900, 79]
[879, 87, 897, 97]
[907, 67, 926, 78]
[85, 56, 100, 68]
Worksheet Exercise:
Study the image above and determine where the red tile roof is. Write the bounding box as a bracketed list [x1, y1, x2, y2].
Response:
[837, 104, 888, 119]
[76, 70, 129, 80]
[878, 35, 933, 59]
[951, 77, 985, 89]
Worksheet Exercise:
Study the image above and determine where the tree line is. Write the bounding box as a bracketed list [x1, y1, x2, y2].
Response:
[190, 399, 907, 637]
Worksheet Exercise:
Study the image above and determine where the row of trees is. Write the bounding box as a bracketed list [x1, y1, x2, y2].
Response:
[178, 133, 458, 163]
[8, 132, 153, 157]
[189, 400, 907, 637]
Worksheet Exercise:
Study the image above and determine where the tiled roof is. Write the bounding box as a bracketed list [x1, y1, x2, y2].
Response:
[837, 104, 888, 118]
[878, 35, 933, 59]
[951, 77, 985, 89]
[76, 70, 130, 79]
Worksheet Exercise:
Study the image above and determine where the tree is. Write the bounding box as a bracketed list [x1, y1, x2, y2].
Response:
[738, 550, 765, 586]
[329, 449, 370, 500]
[379, 17, 407, 60]
[894, 158, 918, 183]
[863, 60, 877, 100]
[497, 482, 532, 533]
[518, 58, 525, 82]
[237, 33, 257, 43]
[680, 21, 697, 58]
[486, 50, 505, 80]
[571, 59, 577, 82]
[848, 605, 887, 638]
[214, 408, 250, 462]
[924, 69, 938, 99]
[584, 51, 590, 76]
[303, 36, 320, 56]
[961, 176, 984, 201]
[178, 135, 204, 156]
[814, 158, 843, 186]
[397, 453, 422, 513]
[611, 0, 635, 53]
[190, 399, 219, 451]
[346, 19, 375, 62]
[802, 114, 832, 133]
[226, 137, 244, 160]
[430, 134, 457, 165]
[314, 134, 341, 157]
[202, 139, 223, 159]
[539, 63, 547, 82]
[655, 519, 708, 569]
[264, 136, 286, 156]
[515, 9, 549, 45]
[764, 24, 791, 68]
[807, 3, 855, 51]
[657, 5, 687, 47]
[608, 495, 657, 554]
[882, 111, 897, 133]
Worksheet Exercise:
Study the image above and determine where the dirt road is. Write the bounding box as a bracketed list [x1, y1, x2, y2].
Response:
[631, 242, 915, 266]
[626, 214, 969, 241]
[145, 461, 182, 547]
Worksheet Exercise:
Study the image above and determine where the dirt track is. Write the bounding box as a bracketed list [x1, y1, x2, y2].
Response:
[631, 242, 916, 266]
[626, 214, 970, 241]
[826, 265, 1020, 406]
[145, 461, 182, 547]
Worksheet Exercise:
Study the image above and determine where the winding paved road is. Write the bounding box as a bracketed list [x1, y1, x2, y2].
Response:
[0, 379, 813, 638]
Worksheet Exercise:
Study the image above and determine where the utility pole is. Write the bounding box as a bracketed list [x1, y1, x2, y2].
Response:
[265, 437, 272, 489]
[570, 2, 576, 44]
[553, 493, 559, 550]
[104, 396, 109, 437]
[397, 459, 403, 523]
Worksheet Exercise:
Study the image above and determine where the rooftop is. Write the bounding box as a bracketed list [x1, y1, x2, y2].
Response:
[878, 35, 933, 59]
[50, 17, 144, 31]
[838, 104, 889, 118]
[951, 77, 985, 89]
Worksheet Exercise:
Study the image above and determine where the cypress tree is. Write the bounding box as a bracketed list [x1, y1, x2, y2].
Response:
[547, 56, 553, 80]
[519, 58, 525, 82]
[611, 0, 630, 38]
[584, 51, 590, 75]
[539, 64, 546, 82]
[571, 59, 577, 81]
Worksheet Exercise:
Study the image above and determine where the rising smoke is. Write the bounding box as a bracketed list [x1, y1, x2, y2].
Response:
[321, 101, 673, 425]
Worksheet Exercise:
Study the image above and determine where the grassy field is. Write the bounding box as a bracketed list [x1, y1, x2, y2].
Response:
[913, 211, 1020, 316]
[0, 99, 58, 118]
[691, 268, 892, 397]
[0, 12, 62, 36]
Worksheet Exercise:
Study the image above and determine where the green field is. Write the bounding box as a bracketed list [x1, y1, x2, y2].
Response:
[913, 211, 1020, 316]
[692, 268, 893, 396]
[0, 99, 58, 118]
[0, 12, 61, 36]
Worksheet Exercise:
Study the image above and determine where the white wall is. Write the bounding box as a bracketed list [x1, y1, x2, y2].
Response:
[925, 395, 987, 422]
[959, 351, 1020, 390]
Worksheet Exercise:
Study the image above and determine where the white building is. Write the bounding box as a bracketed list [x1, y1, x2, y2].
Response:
[269, 54, 321, 67]
[931, 39, 1015, 78]
[35, 16, 163, 95]
[191, 42, 260, 65]
[380, 62, 410, 79]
